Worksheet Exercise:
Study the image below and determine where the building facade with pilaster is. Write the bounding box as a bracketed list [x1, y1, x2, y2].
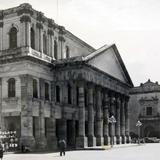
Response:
[0, 3, 133, 150]
[129, 79, 160, 138]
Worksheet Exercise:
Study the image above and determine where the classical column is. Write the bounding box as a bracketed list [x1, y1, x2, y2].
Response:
[88, 84, 96, 147]
[103, 90, 110, 145]
[48, 29, 54, 57]
[0, 78, 3, 130]
[20, 74, 35, 149]
[125, 97, 131, 143]
[115, 96, 122, 144]
[37, 78, 47, 149]
[35, 25, 39, 51]
[76, 82, 88, 148]
[47, 82, 57, 149]
[20, 15, 31, 47]
[96, 87, 104, 146]
[51, 35, 54, 58]
[110, 93, 116, 145]
[120, 97, 126, 144]
[36, 23, 43, 53]
[58, 26, 65, 59]
[0, 22, 3, 51]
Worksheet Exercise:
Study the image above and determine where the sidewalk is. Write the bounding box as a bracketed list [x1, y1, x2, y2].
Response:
[82, 143, 141, 150]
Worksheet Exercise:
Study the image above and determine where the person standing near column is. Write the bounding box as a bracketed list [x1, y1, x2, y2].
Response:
[58, 139, 66, 156]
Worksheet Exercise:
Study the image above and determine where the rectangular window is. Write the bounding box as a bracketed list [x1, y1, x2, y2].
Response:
[56, 85, 60, 102]
[33, 79, 38, 98]
[45, 83, 49, 100]
[146, 107, 152, 116]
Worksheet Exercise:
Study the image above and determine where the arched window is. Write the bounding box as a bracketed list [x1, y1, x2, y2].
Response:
[8, 78, 15, 97]
[68, 84, 72, 104]
[9, 27, 17, 49]
[66, 46, 70, 58]
[45, 82, 49, 100]
[33, 79, 38, 98]
[54, 40, 58, 59]
[43, 34, 47, 54]
[31, 28, 35, 49]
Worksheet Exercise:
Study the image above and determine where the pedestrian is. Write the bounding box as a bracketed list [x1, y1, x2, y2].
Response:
[0, 143, 3, 160]
[58, 139, 66, 156]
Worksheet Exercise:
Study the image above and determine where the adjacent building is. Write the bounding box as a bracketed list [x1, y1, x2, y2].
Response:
[129, 79, 160, 138]
[0, 3, 133, 150]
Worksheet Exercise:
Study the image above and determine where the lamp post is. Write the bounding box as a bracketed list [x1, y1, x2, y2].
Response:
[136, 120, 142, 144]
[108, 115, 116, 147]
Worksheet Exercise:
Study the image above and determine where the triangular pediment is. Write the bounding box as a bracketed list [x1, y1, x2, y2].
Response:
[83, 44, 133, 86]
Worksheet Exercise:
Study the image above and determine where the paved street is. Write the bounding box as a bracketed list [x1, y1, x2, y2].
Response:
[3, 143, 159, 160]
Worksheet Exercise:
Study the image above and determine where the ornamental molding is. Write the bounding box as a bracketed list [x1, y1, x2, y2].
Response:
[139, 96, 159, 105]
[37, 12, 45, 22]
[36, 22, 43, 29]
[47, 29, 54, 35]
[20, 15, 31, 23]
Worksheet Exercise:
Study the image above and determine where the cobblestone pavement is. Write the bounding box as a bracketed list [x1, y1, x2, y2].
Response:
[3, 143, 159, 160]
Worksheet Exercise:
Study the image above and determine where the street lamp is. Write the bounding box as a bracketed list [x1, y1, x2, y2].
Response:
[108, 115, 116, 147]
[136, 120, 142, 144]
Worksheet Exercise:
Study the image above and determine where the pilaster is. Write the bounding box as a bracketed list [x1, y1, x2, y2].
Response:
[125, 97, 131, 143]
[120, 96, 126, 144]
[20, 15, 31, 47]
[88, 83, 96, 147]
[36, 78, 47, 150]
[115, 96, 122, 144]
[96, 86, 104, 146]
[0, 22, 3, 51]
[20, 74, 35, 149]
[103, 90, 110, 145]
[110, 93, 116, 145]
[76, 81, 88, 148]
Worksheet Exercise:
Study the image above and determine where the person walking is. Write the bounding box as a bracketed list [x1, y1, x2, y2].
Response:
[58, 139, 66, 156]
[0, 143, 3, 160]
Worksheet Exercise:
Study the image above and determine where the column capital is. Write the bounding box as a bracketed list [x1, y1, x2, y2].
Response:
[36, 22, 43, 29]
[47, 29, 54, 36]
[95, 85, 102, 92]
[20, 15, 31, 23]
[87, 82, 95, 89]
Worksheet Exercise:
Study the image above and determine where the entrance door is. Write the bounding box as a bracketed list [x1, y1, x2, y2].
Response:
[67, 120, 75, 149]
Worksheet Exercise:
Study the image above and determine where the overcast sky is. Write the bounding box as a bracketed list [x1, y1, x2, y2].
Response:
[1, 0, 160, 86]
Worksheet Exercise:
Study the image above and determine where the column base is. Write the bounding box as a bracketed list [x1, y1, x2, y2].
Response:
[47, 136, 57, 150]
[116, 136, 122, 144]
[35, 136, 47, 150]
[110, 136, 117, 145]
[96, 136, 104, 146]
[20, 136, 35, 150]
[88, 135, 96, 147]
[121, 135, 127, 144]
[104, 136, 110, 145]
[76, 136, 88, 148]
[126, 135, 131, 143]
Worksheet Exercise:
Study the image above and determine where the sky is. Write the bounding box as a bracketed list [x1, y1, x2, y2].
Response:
[1, 0, 160, 86]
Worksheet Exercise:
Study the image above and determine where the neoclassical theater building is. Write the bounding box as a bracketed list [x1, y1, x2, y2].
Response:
[0, 3, 133, 150]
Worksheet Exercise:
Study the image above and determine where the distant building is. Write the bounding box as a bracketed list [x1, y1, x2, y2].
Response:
[129, 79, 160, 138]
[0, 3, 133, 150]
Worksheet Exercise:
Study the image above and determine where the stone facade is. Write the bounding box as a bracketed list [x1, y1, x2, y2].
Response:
[129, 79, 160, 138]
[0, 3, 133, 150]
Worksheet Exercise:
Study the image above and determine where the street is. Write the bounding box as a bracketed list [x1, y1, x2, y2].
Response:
[3, 143, 159, 160]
